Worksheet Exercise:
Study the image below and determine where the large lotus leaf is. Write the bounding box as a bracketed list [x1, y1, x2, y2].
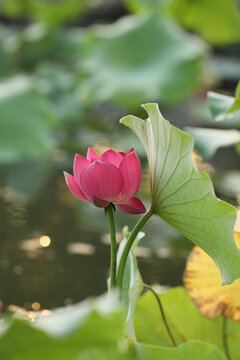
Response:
[120, 103, 240, 285]
[170, 0, 240, 46]
[0, 76, 55, 163]
[185, 127, 240, 158]
[79, 13, 205, 108]
[135, 340, 227, 360]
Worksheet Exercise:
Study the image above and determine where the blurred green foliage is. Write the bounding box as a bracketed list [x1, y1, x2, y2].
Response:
[79, 13, 205, 107]
[170, 0, 240, 45]
[208, 85, 240, 126]
[0, 0, 103, 25]
[185, 82, 240, 159]
[0, 75, 55, 162]
[1, 287, 240, 359]
[0, 0, 239, 168]
[124, 0, 240, 45]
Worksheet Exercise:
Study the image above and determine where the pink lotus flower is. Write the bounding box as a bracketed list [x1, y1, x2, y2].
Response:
[64, 148, 146, 214]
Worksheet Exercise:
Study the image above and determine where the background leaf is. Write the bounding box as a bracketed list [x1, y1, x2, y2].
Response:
[79, 13, 205, 107]
[170, 0, 240, 45]
[208, 91, 240, 127]
[185, 127, 240, 159]
[0, 76, 55, 163]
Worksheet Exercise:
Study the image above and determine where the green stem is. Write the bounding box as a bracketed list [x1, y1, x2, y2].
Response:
[106, 203, 117, 289]
[222, 317, 230, 360]
[116, 208, 154, 289]
[143, 283, 177, 347]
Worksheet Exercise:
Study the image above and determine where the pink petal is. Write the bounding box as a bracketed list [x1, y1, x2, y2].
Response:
[87, 148, 99, 163]
[64, 172, 89, 202]
[118, 151, 141, 200]
[73, 154, 90, 188]
[119, 148, 133, 158]
[115, 197, 146, 214]
[80, 161, 124, 202]
[99, 149, 123, 168]
[119, 151, 127, 158]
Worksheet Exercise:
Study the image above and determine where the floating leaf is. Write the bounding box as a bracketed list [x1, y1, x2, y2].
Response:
[184, 232, 240, 321]
[80, 13, 205, 107]
[170, 0, 240, 45]
[120, 103, 240, 285]
[185, 127, 240, 158]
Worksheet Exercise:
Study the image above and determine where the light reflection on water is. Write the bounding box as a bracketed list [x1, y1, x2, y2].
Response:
[0, 162, 191, 312]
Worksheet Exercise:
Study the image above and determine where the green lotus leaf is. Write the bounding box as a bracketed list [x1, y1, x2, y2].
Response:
[120, 103, 240, 285]
[79, 13, 205, 107]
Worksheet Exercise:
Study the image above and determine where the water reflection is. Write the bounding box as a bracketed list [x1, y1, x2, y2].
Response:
[0, 159, 191, 312]
[67, 243, 95, 255]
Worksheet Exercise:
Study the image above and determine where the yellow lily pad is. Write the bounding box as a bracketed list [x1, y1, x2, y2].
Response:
[184, 231, 240, 321]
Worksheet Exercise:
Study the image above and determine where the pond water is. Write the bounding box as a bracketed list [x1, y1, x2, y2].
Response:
[0, 157, 192, 312]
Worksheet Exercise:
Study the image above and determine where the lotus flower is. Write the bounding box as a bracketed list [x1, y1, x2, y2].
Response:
[64, 148, 146, 214]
